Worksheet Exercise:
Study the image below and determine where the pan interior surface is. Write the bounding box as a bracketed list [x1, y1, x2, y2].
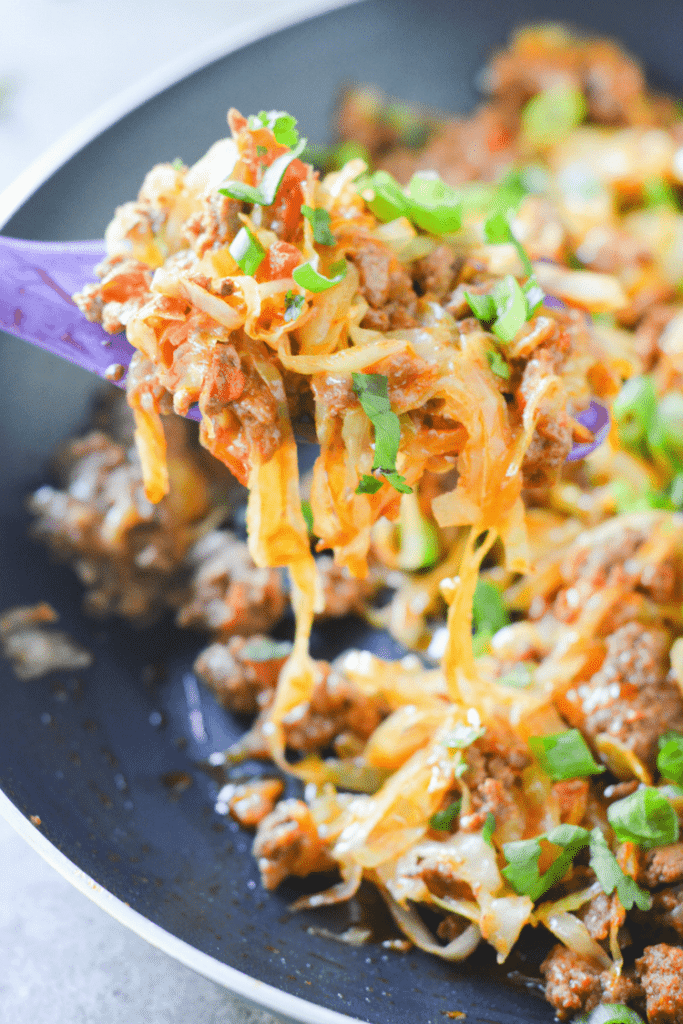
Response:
[1, 1, 682, 1022]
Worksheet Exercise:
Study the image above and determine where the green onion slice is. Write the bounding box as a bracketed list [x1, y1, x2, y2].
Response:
[352, 372, 412, 495]
[301, 204, 336, 245]
[219, 138, 306, 206]
[521, 86, 587, 148]
[485, 348, 510, 380]
[229, 226, 266, 276]
[292, 258, 347, 293]
[429, 798, 462, 832]
[247, 110, 300, 147]
[406, 172, 462, 235]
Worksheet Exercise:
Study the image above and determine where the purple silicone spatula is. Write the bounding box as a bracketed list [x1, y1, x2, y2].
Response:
[0, 233, 608, 453]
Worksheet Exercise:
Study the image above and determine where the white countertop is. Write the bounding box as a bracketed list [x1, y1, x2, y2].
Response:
[0, 3, 346, 1022]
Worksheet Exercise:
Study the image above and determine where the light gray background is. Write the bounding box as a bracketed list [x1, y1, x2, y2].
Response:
[0, 3, 343, 1022]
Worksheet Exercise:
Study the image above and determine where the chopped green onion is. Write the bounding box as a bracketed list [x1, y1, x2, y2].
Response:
[655, 392, 683, 461]
[607, 786, 679, 850]
[239, 637, 293, 662]
[357, 169, 411, 222]
[301, 204, 336, 245]
[442, 722, 485, 750]
[465, 290, 497, 323]
[658, 731, 683, 785]
[352, 372, 412, 495]
[406, 173, 462, 235]
[300, 499, 314, 534]
[587, 827, 652, 911]
[482, 811, 496, 847]
[381, 100, 432, 148]
[292, 258, 347, 293]
[499, 663, 535, 689]
[575, 1003, 645, 1024]
[171, 157, 184, 171]
[301, 139, 371, 173]
[247, 110, 299, 147]
[490, 275, 528, 342]
[229, 226, 266, 276]
[521, 86, 587, 148]
[284, 289, 305, 322]
[529, 729, 605, 781]
[612, 375, 657, 451]
[670, 474, 683, 509]
[643, 176, 680, 211]
[219, 138, 306, 206]
[472, 579, 510, 637]
[395, 491, 440, 570]
[429, 798, 462, 831]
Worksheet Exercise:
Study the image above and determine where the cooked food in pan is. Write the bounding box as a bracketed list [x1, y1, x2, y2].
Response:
[19, 23, 683, 1024]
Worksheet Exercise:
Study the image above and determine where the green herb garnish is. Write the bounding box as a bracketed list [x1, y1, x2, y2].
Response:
[643, 176, 681, 211]
[485, 348, 510, 380]
[219, 138, 306, 206]
[405, 173, 462, 235]
[292, 258, 347, 293]
[284, 289, 305, 322]
[300, 499, 314, 534]
[229, 226, 266, 276]
[171, 157, 184, 171]
[352, 373, 412, 495]
[502, 824, 651, 909]
[529, 730, 605, 782]
[607, 786, 679, 850]
[301, 204, 336, 245]
[482, 811, 496, 847]
[658, 731, 683, 785]
[429, 798, 462, 832]
[575, 1003, 645, 1024]
[247, 110, 299, 147]
[498, 663, 535, 689]
[521, 86, 587, 149]
[472, 579, 509, 657]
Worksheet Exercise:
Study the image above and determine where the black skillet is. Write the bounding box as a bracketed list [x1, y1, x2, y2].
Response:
[1, 1, 682, 1022]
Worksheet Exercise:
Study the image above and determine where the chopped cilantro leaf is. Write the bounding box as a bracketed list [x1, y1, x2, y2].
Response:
[284, 289, 305, 323]
[607, 786, 679, 850]
[352, 373, 412, 495]
[658, 731, 683, 785]
[228, 226, 265, 276]
[502, 825, 590, 901]
[472, 579, 510, 637]
[529, 730, 605, 782]
[485, 348, 510, 380]
[219, 138, 306, 206]
[292, 258, 347, 293]
[482, 811, 496, 847]
[430, 798, 462, 832]
[301, 204, 336, 245]
[588, 827, 652, 911]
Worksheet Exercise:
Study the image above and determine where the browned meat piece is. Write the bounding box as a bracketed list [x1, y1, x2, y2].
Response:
[540, 945, 643, 1021]
[645, 885, 683, 938]
[177, 530, 287, 637]
[636, 944, 683, 1024]
[560, 622, 683, 775]
[639, 845, 683, 889]
[28, 418, 217, 623]
[315, 554, 377, 619]
[458, 730, 531, 833]
[634, 304, 679, 372]
[218, 779, 284, 828]
[74, 255, 153, 334]
[579, 892, 619, 941]
[412, 245, 462, 301]
[521, 409, 573, 489]
[182, 192, 241, 257]
[281, 661, 388, 753]
[194, 634, 290, 714]
[252, 798, 334, 890]
[349, 238, 418, 330]
[540, 945, 602, 1020]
